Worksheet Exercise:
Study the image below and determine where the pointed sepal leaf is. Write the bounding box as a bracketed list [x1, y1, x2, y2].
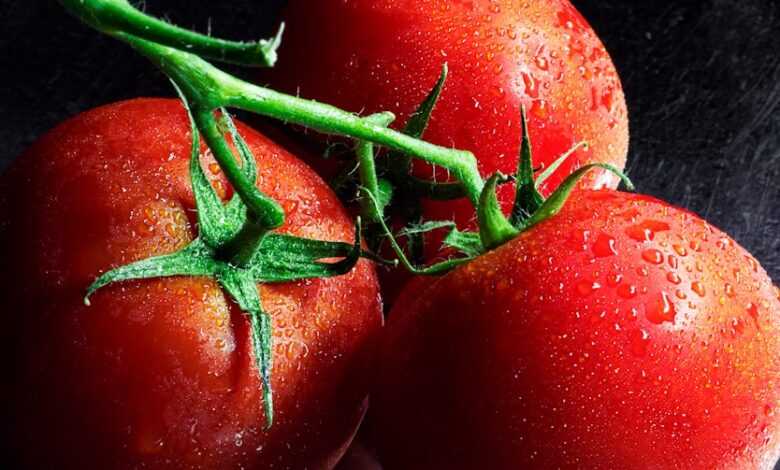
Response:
[534, 141, 589, 190]
[510, 106, 545, 227]
[443, 229, 484, 258]
[478, 173, 520, 250]
[403, 63, 448, 139]
[220, 108, 260, 221]
[85, 239, 218, 305]
[216, 269, 274, 429]
[521, 162, 634, 231]
[248, 219, 364, 282]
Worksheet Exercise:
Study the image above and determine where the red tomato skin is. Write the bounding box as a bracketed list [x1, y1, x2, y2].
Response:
[372, 190, 780, 469]
[0, 99, 382, 469]
[269, 0, 628, 209]
[268, 0, 629, 303]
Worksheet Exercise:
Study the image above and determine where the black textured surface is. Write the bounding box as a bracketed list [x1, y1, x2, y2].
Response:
[0, 1, 778, 467]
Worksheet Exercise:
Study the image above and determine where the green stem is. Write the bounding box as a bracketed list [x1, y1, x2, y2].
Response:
[59, 0, 282, 66]
[193, 107, 285, 264]
[357, 113, 396, 222]
[227, 85, 484, 208]
[121, 34, 486, 209]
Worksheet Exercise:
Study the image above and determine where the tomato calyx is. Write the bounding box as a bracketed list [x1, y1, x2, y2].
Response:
[84, 99, 367, 429]
[359, 105, 634, 274]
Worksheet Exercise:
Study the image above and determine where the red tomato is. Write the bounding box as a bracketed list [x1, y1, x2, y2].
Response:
[0, 99, 382, 469]
[371, 190, 780, 469]
[268, 0, 629, 301]
[269, 0, 628, 214]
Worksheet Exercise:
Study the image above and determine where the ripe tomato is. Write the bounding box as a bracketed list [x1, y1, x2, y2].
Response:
[0, 99, 382, 469]
[269, 0, 629, 216]
[371, 190, 780, 469]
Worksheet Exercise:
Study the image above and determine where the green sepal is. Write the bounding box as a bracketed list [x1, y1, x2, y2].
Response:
[534, 141, 589, 190]
[248, 219, 364, 282]
[184, 104, 246, 247]
[84, 239, 218, 306]
[397, 221, 484, 258]
[443, 229, 484, 258]
[478, 173, 520, 250]
[510, 106, 545, 227]
[216, 269, 274, 429]
[376, 178, 395, 214]
[362, 188, 472, 275]
[520, 163, 634, 231]
[402, 64, 448, 139]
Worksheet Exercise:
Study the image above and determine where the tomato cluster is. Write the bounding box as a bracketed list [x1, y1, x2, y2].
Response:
[2, 1, 779, 469]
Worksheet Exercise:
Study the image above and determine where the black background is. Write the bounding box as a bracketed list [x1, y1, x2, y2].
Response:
[1, 1, 779, 467]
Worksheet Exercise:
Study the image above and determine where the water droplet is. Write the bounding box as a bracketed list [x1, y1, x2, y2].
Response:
[576, 280, 601, 296]
[629, 329, 650, 357]
[690, 240, 702, 252]
[626, 220, 670, 242]
[667, 272, 682, 285]
[675, 289, 687, 300]
[607, 272, 623, 287]
[668, 255, 678, 269]
[747, 302, 759, 321]
[642, 249, 664, 265]
[208, 163, 221, 175]
[691, 281, 706, 297]
[534, 54, 549, 71]
[724, 283, 735, 298]
[765, 405, 775, 417]
[531, 99, 548, 119]
[673, 244, 688, 257]
[617, 284, 638, 299]
[646, 292, 677, 324]
[592, 233, 618, 257]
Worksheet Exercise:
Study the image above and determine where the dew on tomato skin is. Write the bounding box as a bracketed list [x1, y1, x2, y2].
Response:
[691, 281, 706, 297]
[592, 233, 617, 257]
[606, 272, 623, 287]
[646, 292, 677, 324]
[629, 329, 650, 357]
[667, 272, 682, 285]
[673, 244, 688, 257]
[642, 249, 664, 265]
[614, 283, 638, 299]
[746, 303, 759, 321]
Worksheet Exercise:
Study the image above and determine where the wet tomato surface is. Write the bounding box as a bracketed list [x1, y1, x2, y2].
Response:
[0, 99, 382, 469]
[372, 190, 780, 469]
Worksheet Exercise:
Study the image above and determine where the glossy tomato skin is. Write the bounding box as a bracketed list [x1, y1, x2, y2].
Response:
[269, 0, 629, 304]
[372, 190, 780, 469]
[0, 99, 382, 469]
[269, 0, 628, 212]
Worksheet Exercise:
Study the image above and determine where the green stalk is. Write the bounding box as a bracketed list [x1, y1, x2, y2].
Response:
[118, 33, 486, 210]
[59, 0, 282, 66]
[193, 108, 285, 230]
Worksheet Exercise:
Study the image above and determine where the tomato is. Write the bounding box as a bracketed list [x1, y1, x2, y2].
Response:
[371, 190, 780, 469]
[269, 0, 628, 215]
[0, 98, 382, 469]
[268, 0, 629, 301]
